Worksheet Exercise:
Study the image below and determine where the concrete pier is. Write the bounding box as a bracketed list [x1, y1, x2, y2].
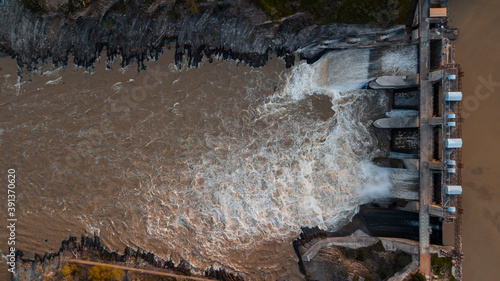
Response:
[369, 75, 419, 89]
[374, 117, 419, 128]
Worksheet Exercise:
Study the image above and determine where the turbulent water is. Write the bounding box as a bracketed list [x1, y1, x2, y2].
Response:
[0, 45, 417, 279]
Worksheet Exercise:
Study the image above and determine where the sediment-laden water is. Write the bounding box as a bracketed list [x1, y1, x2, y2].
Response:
[0, 45, 417, 279]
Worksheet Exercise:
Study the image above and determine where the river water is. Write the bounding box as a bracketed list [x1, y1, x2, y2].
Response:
[447, 0, 500, 280]
[0, 46, 416, 279]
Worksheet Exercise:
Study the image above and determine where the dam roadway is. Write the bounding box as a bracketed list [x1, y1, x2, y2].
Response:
[415, 0, 463, 278]
[418, 0, 433, 276]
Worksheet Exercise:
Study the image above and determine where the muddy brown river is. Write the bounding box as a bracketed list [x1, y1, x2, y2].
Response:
[0, 45, 419, 280]
[1, 1, 498, 279]
[446, 0, 500, 280]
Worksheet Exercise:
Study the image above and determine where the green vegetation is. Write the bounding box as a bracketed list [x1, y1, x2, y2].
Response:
[342, 240, 385, 262]
[58, 0, 94, 14]
[21, 0, 94, 14]
[185, 0, 199, 14]
[125, 272, 179, 280]
[339, 242, 412, 280]
[103, 20, 114, 31]
[254, 0, 311, 21]
[104, 0, 198, 19]
[431, 253, 455, 280]
[409, 272, 426, 281]
[395, 251, 413, 267]
[60, 263, 81, 280]
[21, 0, 47, 13]
[252, 0, 418, 25]
[245, 32, 256, 43]
[87, 265, 123, 281]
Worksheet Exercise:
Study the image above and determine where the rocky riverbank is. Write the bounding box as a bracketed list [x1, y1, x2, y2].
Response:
[0, 0, 411, 74]
[12, 235, 243, 281]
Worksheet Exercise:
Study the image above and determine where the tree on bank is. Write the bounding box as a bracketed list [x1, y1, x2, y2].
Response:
[409, 271, 426, 281]
[88, 265, 123, 281]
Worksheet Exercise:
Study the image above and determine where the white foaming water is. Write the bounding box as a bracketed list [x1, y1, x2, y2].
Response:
[381, 45, 418, 75]
[142, 47, 417, 275]
[357, 164, 393, 200]
[319, 48, 373, 89]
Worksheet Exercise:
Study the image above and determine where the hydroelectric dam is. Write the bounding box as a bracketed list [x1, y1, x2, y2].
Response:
[2, 0, 465, 279]
[297, 0, 464, 280]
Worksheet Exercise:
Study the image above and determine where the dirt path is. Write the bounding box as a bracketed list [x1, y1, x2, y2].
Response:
[67, 259, 214, 281]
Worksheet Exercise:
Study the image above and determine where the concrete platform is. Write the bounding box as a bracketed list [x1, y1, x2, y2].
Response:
[369, 75, 419, 89]
[374, 117, 419, 128]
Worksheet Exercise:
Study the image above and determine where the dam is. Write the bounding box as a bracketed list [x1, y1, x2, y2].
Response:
[2, 0, 463, 279]
[299, 0, 464, 280]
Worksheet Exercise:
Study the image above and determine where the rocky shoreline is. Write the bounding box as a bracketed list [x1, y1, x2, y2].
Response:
[13, 234, 244, 281]
[1, 0, 411, 74]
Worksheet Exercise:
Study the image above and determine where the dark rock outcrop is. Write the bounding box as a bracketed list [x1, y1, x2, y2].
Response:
[0, 0, 410, 74]
[13, 234, 243, 281]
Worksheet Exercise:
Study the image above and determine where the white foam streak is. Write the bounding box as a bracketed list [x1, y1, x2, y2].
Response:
[357, 163, 392, 199]
[281, 62, 318, 100]
[381, 45, 418, 75]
